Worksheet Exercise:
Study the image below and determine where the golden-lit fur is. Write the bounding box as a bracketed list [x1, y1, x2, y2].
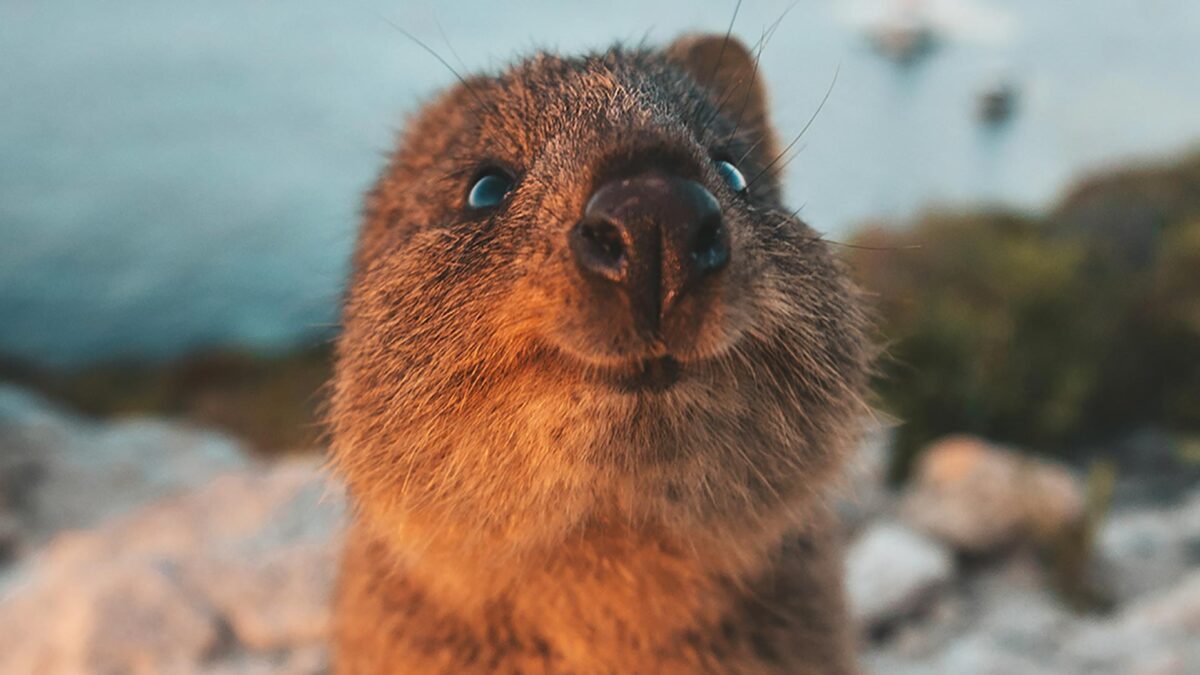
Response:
[329, 34, 871, 673]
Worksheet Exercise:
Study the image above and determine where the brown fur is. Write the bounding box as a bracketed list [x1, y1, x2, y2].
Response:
[329, 33, 871, 674]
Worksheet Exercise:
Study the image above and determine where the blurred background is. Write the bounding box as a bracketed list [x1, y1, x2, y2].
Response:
[1, 1, 1197, 672]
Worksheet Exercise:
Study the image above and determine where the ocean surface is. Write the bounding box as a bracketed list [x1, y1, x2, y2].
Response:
[3, 0, 1199, 366]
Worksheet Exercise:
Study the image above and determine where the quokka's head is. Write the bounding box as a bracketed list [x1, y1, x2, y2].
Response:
[331, 34, 870, 563]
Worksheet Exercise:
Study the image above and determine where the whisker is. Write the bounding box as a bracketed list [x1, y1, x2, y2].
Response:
[793, 224, 921, 253]
[709, 25, 766, 144]
[736, 132, 770, 166]
[724, 3, 797, 146]
[636, 25, 657, 51]
[823, 240, 921, 252]
[768, 141, 808, 178]
[697, 0, 743, 136]
[707, 0, 744, 86]
[746, 64, 839, 189]
[373, 10, 499, 116]
[433, 15, 469, 76]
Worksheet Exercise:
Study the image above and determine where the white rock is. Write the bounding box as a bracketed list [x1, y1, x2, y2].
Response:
[0, 384, 248, 550]
[932, 631, 1062, 675]
[0, 457, 344, 674]
[862, 526, 1200, 673]
[836, 422, 896, 533]
[1100, 510, 1189, 602]
[1098, 487, 1200, 602]
[848, 521, 954, 629]
[1061, 571, 1200, 675]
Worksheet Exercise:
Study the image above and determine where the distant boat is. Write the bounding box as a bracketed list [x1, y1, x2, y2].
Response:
[978, 79, 1018, 125]
[866, 0, 939, 65]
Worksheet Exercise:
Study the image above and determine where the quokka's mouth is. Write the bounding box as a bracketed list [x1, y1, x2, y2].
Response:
[589, 356, 683, 393]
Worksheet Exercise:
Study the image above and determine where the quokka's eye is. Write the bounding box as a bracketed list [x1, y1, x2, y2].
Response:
[467, 170, 514, 210]
[715, 159, 748, 194]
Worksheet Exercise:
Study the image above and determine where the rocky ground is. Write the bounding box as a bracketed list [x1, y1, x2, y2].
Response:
[847, 433, 1200, 674]
[0, 385, 341, 674]
[1, 384, 1197, 674]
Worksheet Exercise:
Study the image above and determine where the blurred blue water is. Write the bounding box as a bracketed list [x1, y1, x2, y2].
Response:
[2, 0, 1199, 366]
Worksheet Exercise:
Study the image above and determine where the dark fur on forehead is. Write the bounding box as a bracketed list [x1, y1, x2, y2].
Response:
[358, 37, 785, 254]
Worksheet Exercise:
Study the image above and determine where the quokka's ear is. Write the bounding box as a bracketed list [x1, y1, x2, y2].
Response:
[666, 33, 776, 158]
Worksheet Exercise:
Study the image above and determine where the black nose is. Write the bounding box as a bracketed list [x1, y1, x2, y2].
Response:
[569, 172, 729, 336]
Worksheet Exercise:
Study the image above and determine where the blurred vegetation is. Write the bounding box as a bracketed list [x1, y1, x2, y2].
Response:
[0, 346, 332, 454]
[1049, 459, 1118, 612]
[846, 151, 1200, 481]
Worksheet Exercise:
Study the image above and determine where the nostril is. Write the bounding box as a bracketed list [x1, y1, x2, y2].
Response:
[690, 216, 729, 273]
[583, 220, 624, 263]
[571, 218, 627, 282]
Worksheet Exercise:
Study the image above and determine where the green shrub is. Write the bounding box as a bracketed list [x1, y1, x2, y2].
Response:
[846, 153, 1200, 481]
